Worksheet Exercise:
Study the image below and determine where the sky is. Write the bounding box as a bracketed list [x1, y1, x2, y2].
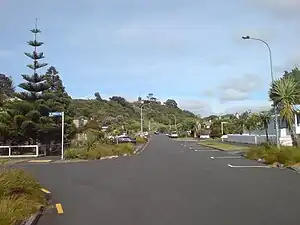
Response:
[1, 0, 300, 116]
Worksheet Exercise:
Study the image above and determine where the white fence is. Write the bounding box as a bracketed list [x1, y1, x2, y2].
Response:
[226, 134, 277, 145]
[0, 145, 43, 158]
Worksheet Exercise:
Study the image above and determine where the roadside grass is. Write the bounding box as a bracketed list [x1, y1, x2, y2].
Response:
[0, 159, 28, 166]
[135, 136, 147, 144]
[246, 145, 300, 166]
[0, 169, 46, 225]
[64, 143, 135, 160]
[199, 140, 250, 151]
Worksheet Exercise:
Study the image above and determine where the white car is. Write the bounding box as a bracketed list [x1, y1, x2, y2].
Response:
[170, 132, 178, 138]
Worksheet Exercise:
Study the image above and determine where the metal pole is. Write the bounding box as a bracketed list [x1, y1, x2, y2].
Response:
[243, 37, 280, 148]
[173, 115, 177, 131]
[61, 112, 64, 160]
[140, 105, 143, 136]
[221, 122, 224, 135]
[221, 122, 228, 135]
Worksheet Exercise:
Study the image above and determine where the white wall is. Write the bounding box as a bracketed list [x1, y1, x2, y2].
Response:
[248, 116, 294, 137]
[227, 134, 277, 145]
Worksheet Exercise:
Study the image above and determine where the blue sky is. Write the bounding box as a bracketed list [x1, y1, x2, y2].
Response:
[1, 0, 300, 116]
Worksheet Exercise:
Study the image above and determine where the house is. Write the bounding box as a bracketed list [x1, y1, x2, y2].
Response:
[227, 111, 300, 146]
[73, 118, 88, 128]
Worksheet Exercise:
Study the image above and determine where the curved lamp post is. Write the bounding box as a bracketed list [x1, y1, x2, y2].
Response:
[242, 35, 280, 148]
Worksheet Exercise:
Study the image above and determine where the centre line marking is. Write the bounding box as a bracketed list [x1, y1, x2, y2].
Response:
[28, 160, 52, 163]
[40, 188, 51, 194]
[210, 156, 243, 160]
[228, 164, 270, 168]
[56, 203, 64, 214]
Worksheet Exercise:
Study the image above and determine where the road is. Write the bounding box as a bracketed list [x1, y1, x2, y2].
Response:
[19, 135, 300, 225]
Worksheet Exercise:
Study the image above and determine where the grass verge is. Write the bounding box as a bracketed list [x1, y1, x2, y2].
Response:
[135, 137, 147, 144]
[64, 143, 135, 160]
[0, 159, 28, 166]
[199, 140, 250, 151]
[246, 145, 300, 166]
[0, 169, 46, 225]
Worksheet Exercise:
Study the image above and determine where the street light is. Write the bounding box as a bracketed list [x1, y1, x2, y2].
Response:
[242, 35, 280, 148]
[140, 101, 144, 136]
[221, 122, 228, 136]
[172, 115, 177, 131]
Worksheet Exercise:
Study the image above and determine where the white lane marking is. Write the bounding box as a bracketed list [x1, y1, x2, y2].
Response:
[210, 156, 243, 160]
[195, 150, 220, 152]
[228, 164, 270, 168]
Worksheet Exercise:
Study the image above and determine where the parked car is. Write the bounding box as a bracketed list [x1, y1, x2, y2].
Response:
[154, 131, 159, 135]
[169, 131, 178, 138]
[116, 136, 137, 144]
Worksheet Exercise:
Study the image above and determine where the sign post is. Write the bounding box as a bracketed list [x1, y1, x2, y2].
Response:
[49, 112, 64, 160]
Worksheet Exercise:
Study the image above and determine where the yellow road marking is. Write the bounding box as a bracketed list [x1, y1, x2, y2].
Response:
[40, 188, 51, 194]
[28, 160, 52, 163]
[56, 203, 64, 214]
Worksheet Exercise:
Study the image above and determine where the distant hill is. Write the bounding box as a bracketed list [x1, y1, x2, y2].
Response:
[69, 96, 198, 133]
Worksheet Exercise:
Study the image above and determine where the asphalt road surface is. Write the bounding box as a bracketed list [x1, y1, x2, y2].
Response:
[20, 135, 300, 225]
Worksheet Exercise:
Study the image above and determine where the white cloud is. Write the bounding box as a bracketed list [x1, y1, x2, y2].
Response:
[223, 99, 272, 114]
[177, 99, 213, 116]
[203, 74, 264, 102]
[220, 89, 249, 102]
[177, 98, 272, 117]
[247, 0, 300, 19]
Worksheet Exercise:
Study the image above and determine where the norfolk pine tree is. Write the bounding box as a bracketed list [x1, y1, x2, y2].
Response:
[11, 19, 53, 144]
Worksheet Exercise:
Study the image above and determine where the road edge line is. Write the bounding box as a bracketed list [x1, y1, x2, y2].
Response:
[23, 187, 52, 225]
[135, 137, 151, 155]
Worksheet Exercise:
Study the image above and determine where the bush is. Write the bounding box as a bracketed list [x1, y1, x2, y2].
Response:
[135, 137, 147, 144]
[0, 169, 46, 225]
[246, 145, 300, 166]
[64, 143, 135, 160]
[114, 143, 134, 155]
[246, 147, 266, 160]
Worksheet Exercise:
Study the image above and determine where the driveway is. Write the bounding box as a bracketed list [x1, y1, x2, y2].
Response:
[19, 135, 300, 225]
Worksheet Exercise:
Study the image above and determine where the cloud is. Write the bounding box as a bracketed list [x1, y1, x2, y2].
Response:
[177, 98, 272, 117]
[247, 0, 300, 19]
[273, 53, 300, 77]
[203, 74, 264, 102]
[177, 99, 213, 116]
[220, 89, 249, 103]
[223, 99, 272, 114]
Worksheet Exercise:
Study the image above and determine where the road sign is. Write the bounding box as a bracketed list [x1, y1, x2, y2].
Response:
[49, 112, 62, 117]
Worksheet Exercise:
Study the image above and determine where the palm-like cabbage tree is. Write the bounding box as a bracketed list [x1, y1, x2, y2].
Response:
[269, 76, 300, 146]
[258, 111, 271, 142]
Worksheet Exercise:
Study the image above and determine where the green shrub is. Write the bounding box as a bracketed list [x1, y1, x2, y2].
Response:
[65, 143, 134, 160]
[114, 143, 134, 155]
[246, 145, 300, 166]
[64, 148, 83, 159]
[246, 147, 267, 160]
[0, 169, 46, 225]
[135, 137, 147, 144]
[258, 142, 273, 149]
[96, 144, 114, 157]
[263, 148, 278, 164]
